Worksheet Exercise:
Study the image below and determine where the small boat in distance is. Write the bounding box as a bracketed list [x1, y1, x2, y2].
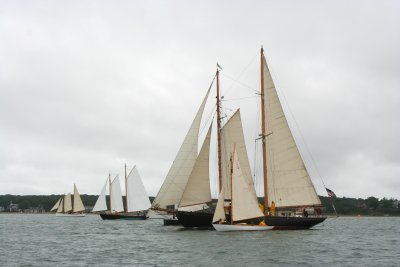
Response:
[50, 184, 85, 217]
[212, 148, 273, 231]
[93, 165, 151, 220]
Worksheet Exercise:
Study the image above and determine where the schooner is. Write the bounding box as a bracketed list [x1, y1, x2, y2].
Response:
[50, 184, 86, 217]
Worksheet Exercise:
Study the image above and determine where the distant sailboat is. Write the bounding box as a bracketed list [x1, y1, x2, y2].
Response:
[93, 165, 151, 220]
[212, 148, 273, 231]
[50, 184, 85, 217]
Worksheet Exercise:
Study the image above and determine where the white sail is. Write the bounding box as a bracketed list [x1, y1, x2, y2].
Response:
[72, 184, 85, 213]
[262, 55, 321, 208]
[64, 193, 72, 212]
[57, 198, 64, 213]
[92, 179, 108, 212]
[152, 88, 211, 209]
[212, 187, 226, 223]
[231, 149, 264, 222]
[50, 198, 61, 212]
[110, 175, 124, 212]
[220, 110, 256, 202]
[126, 166, 151, 212]
[179, 124, 212, 207]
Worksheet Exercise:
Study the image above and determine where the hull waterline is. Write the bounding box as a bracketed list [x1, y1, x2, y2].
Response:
[265, 215, 327, 230]
[56, 213, 85, 217]
[176, 210, 214, 228]
[99, 213, 148, 220]
[213, 223, 273, 231]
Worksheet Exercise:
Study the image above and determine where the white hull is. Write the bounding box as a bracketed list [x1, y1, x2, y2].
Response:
[213, 223, 273, 232]
[56, 213, 85, 217]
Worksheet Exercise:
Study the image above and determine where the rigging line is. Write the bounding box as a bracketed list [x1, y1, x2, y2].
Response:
[200, 106, 216, 135]
[221, 72, 259, 94]
[221, 96, 258, 102]
[265, 55, 329, 192]
[222, 52, 259, 96]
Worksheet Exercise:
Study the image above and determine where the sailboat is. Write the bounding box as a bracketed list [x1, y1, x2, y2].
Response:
[93, 165, 151, 220]
[259, 47, 326, 229]
[50, 184, 86, 217]
[212, 148, 273, 231]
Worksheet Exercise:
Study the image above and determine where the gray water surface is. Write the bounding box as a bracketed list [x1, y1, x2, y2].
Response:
[1, 214, 399, 266]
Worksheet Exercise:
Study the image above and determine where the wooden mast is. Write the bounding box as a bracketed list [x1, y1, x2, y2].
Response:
[260, 47, 269, 214]
[125, 164, 128, 213]
[216, 67, 223, 191]
[108, 173, 112, 212]
[230, 150, 234, 225]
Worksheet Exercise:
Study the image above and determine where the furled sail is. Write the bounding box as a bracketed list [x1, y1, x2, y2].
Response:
[57, 198, 64, 213]
[110, 175, 124, 212]
[231, 149, 264, 222]
[92, 179, 108, 212]
[220, 110, 256, 201]
[179, 124, 212, 207]
[50, 198, 61, 211]
[126, 166, 151, 212]
[152, 88, 211, 209]
[72, 184, 85, 213]
[64, 193, 72, 212]
[212, 187, 226, 223]
[262, 55, 321, 208]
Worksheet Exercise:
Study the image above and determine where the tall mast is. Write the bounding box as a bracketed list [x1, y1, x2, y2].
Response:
[230, 151, 234, 225]
[260, 47, 269, 214]
[124, 164, 128, 212]
[109, 173, 112, 212]
[216, 67, 223, 191]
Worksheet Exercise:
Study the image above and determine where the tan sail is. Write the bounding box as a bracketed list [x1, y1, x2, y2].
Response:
[231, 149, 264, 222]
[73, 184, 85, 213]
[50, 198, 61, 211]
[212, 187, 226, 223]
[179, 124, 212, 207]
[64, 193, 72, 212]
[56, 198, 64, 213]
[262, 54, 321, 208]
[152, 88, 211, 209]
[220, 110, 256, 202]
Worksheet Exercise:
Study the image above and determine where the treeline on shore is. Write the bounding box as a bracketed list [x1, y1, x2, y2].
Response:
[0, 194, 399, 216]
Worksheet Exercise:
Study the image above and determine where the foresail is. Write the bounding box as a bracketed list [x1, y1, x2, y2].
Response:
[57, 198, 64, 213]
[262, 55, 321, 208]
[220, 110, 256, 201]
[73, 184, 85, 213]
[50, 198, 61, 212]
[179, 124, 212, 207]
[231, 149, 264, 222]
[64, 193, 72, 212]
[92, 179, 108, 212]
[126, 166, 151, 212]
[110, 175, 124, 212]
[152, 88, 211, 209]
[212, 187, 226, 223]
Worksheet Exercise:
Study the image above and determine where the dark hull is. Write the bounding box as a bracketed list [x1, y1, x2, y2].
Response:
[265, 215, 326, 230]
[99, 213, 147, 220]
[163, 219, 181, 226]
[176, 211, 326, 229]
[176, 211, 214, 228]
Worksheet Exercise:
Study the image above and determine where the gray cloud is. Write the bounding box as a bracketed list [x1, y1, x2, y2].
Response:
[1, 0, 399, 199]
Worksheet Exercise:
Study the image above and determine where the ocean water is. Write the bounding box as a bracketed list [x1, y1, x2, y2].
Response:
[0, 214, 399, 266]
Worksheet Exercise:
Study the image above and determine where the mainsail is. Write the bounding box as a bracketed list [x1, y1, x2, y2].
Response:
[110, 175, 124, 212]
[262, 54, 321, 208]
[73, 184, 85, 213]
[220, 110, 256, 201]
[152, 88, 211, 209]
[179, 124, 213, 207]
[126, 166, 151, 212]
[92, 179, 108, 212]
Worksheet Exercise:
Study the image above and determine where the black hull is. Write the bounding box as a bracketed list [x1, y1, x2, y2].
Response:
[176, 211, 214, 228]
[99, 213, 147, 220]
[176, 211, 326, 229]
[265, 215, 326, 230]
[163, 219, 181, 226]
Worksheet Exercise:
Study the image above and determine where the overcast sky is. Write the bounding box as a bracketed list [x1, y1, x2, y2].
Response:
[1, 1, 399, 199]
